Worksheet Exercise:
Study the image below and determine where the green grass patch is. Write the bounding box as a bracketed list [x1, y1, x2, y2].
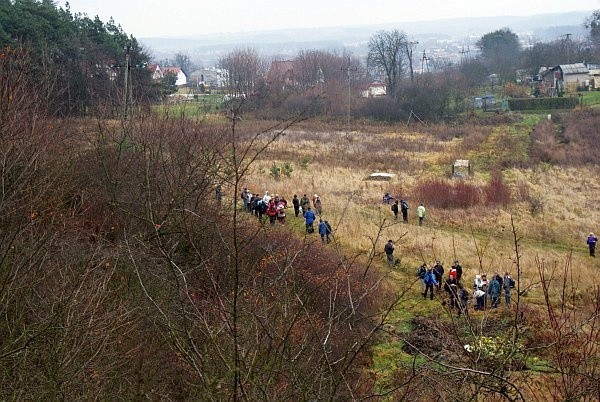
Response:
[155, 94, 225, 117]
[525, 355, 553, 373]
[581, 90, 600, 106]
[467, 123, 532, 170]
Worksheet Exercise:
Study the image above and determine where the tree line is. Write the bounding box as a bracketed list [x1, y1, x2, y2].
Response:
[0, 0, 156, 116]
[4, 2, 600, 122]
[216, 12, 600, 122]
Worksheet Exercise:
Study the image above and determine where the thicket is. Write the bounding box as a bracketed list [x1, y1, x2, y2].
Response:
[412, 173, 511, 209]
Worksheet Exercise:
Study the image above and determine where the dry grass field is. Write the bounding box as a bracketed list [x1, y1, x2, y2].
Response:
[243, 117, 600, 289]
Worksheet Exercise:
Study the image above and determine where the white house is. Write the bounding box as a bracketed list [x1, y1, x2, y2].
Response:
[360, 82, 387, 98]
[162, 67, 187, 86]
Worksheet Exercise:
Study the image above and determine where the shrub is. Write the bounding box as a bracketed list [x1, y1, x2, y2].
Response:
[282, 162, 293, 178]
[413, 179, 480, 209]
[269, 163, 281, 180]
[530, 109, 600, 166]
[413, 175, 511, 210]
[298, 156, 311, 169]
[484, 171, 511, 206]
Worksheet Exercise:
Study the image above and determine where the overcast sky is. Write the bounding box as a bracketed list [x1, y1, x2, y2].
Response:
[58, 0, 600, 38]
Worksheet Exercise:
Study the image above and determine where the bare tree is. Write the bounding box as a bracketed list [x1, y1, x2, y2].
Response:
[219, 47, 267, 97]
[367, 29, 408, 97]
[403, 39, 419, 82]
[174, 52, 193, 75]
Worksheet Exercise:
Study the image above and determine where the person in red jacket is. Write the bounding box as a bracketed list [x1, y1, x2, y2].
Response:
[266, 199, 278, 225]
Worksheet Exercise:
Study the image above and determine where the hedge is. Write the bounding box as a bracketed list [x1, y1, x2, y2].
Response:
[507, 97, 580, 111]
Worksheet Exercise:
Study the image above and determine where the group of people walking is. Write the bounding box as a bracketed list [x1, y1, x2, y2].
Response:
[241, 189, 291, 225]
[241, 189, 333, 243]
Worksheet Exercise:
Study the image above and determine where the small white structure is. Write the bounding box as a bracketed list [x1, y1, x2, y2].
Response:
[361, 82, 387, 98]
[366, 172, 396, 181]
[452, 159, 472, 178]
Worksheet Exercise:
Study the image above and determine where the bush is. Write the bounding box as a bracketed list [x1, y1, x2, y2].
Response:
[413, 179, 480, 209]
[270, 163, 282, 180]
[484, 171, 511, 206]
[413, 175, 511, 209]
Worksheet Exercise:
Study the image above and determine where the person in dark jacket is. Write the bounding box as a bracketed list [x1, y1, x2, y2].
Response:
[391, 200, 399, 221]
[292, 195, 300, 217]
[384, 240, 395, 267]
[492, 272, 503, 305]
[400, 200, 409, 223]
[324, 220, 333, 243]
[432, 260, 444, 291]
[318, 219, 327, 243]
[587, 232, 597, 257]
[300, 194, 311, 215]
[503, 272, 513, 305]
[444, 276, 458, 308]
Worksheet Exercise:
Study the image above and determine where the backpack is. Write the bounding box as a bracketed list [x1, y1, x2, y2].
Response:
[423, 271, 433, 284]
[509, 277, 515, 288]
[384, 242, 394, 254]
[415, 266, 426, 278]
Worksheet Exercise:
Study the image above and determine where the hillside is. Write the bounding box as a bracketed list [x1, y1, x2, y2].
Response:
[141, 11, 591, 62]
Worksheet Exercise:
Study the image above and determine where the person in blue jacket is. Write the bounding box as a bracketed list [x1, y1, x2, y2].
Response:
[587, 232, 597, 257]
[486, 275, 501, 308]
[303, 207, 316, 233]
[318, 219, 327, 243]
[422, 265, 438, 300]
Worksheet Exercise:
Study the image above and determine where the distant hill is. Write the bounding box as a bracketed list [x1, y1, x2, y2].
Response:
[140, 11, 592, 65]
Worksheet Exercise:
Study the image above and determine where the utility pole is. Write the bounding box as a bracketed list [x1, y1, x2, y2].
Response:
[421, 50, 430, 73]
[563, 33, 572, 64]
[460, 47, 469, 64]
[122, 43, 132, 121]
[111, 42, 146, 143]
[341, 56, 357, 137]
